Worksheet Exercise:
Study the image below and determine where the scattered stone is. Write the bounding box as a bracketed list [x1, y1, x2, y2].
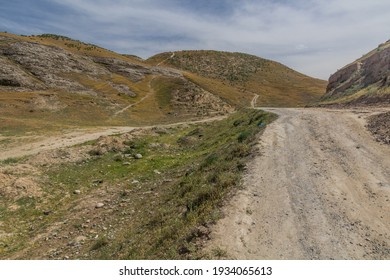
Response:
[73, 190, 81, 195]
[75, 235, 87, 242]
[134, 153, 143, 159]
[154, 169, 161, 175]
[95, 203, 105, 208]
[131, 180, 140, 184]
[123, 162, 131, 166]
[68, 235, 88, 247]
[92, 179, 104, 184]
[43, 210, 51, 216]
[149, 143, 160, 149]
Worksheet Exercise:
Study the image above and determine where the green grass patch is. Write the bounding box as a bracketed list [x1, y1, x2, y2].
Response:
[151, 77, 186, 112]
[89, 109, 275, 259]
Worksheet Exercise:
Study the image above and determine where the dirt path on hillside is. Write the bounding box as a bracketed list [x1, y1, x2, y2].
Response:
[0, 116, 227, 161]
[251, 94, 259, 108]
[157, 52, 175, 66]
[207, 107, 390, 259]
[111, 77, 156, 118]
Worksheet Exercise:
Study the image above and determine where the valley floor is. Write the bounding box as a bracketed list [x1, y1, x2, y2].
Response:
[0, 116, 227, 161]
[206, 107, 390, 259]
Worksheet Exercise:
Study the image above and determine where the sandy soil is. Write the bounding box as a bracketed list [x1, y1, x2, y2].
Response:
[0, 127, 138, 161]
[0, 116, 227, 161]
[207, 107, 390, 259]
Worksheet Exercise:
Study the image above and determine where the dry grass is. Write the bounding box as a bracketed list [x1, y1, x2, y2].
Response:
[0, 32, 143, 65]
[147, 50, 327, 107]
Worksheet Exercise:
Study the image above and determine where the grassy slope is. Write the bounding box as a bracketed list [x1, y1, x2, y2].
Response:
[0, 109, 275, 259]
[317, 86, 390, 106]
[0, 32, 161, 135]
[0, 33, 214, 137]
[0, 33, 142, 64]
[1, 33, 326, 138]
[147, 50, 327, 108]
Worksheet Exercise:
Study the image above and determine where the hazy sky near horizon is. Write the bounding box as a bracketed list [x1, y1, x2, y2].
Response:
[1, 0, 389, 79]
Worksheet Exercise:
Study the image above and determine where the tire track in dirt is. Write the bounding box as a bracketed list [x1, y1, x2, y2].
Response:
[206, 107, 390, 259]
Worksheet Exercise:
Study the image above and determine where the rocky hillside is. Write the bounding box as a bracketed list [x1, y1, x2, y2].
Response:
[1, 32, 327, 136]
[0, 33, 232, 136]
[147, 50, 327, 107]
[321, 39, 390, 106]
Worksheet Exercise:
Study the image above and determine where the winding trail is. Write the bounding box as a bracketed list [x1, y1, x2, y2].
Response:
[207, 107, 390, 259]
[110, 77, 156, 118]
[251, 94, 259, 108]
[157, 52, 175, 66]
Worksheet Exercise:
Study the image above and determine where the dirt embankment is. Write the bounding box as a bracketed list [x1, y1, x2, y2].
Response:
[206, 107, 390, 259]
[367, 111, 390, 145]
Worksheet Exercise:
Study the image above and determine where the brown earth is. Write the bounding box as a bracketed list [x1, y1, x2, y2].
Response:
[206, 107, 390, 259]
[367, 111, 390, 145]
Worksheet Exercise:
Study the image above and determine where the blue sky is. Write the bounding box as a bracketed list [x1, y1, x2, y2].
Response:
[1, 0, 390, 79]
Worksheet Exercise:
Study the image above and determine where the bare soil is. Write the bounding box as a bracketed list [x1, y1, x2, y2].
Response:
[0, 116, 227, 162]
[206, 107, 390, 259]
[367, 111, 390, 145]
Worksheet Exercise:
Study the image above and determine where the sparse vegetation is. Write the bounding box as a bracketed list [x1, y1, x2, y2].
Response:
[321, 38, 390, 106]
[147, 50, 327, 107]
[0, 109, 275, 259]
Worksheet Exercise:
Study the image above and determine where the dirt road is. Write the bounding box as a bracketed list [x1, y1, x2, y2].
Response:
[0, 116, 227, 161]
[207, 108, 390, 259]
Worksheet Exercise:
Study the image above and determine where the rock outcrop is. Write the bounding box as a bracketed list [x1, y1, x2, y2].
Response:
[323, 39, 390, 105]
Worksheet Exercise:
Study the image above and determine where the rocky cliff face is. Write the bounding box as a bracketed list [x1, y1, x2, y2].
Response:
[323, 40, 390, 105]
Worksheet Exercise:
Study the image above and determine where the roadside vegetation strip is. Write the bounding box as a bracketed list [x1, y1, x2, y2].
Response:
[93, 109, 275, 259]
[0, 109, 275, 260]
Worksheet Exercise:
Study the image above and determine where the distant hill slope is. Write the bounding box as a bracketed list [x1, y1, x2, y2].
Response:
[147, 50, 327, 107]
[321, 39, 390, 106]
[0, 32, 326, 136]
[0, 33, 232, 135]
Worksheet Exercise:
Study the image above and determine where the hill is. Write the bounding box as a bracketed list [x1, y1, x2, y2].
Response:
[1, 32, 326, 138]
[321, 39, 390, 106]
[147, 50, 327, 107]
[0, 33, 232, 137]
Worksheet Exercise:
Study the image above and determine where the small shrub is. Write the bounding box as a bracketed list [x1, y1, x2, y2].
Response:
[212, 247, 228, 258]
[233, 119, 243, 127]
[237, 131, 251, 143]
[200, 153, 218, 169]
[91, 236, 108, 251]
[113, 154, 123, 162]
[88, 149, 103, 156]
